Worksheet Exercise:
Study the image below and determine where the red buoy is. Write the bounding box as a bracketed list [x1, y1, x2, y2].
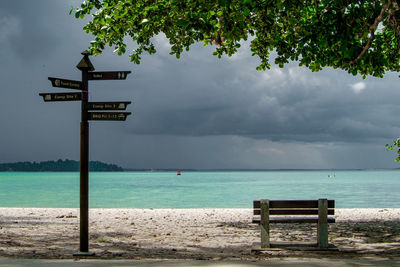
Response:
[177, 169, 181, 175]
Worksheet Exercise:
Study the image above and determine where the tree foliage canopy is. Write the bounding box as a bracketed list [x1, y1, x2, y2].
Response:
[72, 0, 400, 78]
[72, 0, 400, 161]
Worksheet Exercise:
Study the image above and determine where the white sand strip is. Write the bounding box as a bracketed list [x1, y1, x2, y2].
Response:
[0, 208, 399, 259]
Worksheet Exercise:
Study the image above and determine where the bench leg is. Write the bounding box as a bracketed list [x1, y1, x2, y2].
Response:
[260, 199, 270, 248]
[318, 198, 328, 249]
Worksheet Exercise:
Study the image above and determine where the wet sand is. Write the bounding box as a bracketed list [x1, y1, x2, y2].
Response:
[0, 208, 399, 260]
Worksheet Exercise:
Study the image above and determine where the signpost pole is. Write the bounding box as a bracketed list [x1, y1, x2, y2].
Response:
[80, 66, 89, 254]
[75, 51, 94, 256]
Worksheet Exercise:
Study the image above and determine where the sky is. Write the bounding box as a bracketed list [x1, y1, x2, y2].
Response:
[1, 1, 400, 170]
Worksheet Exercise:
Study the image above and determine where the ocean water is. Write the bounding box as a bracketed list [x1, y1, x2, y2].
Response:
[0, 170, 399, 208]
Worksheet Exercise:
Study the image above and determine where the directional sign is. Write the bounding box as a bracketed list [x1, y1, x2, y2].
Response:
[88, 112, 131, 121]
[88, 71, 131, 80]
[48, 77, 83, 90]
[39, 92, 82, 102]
[88, 101, 131, 111]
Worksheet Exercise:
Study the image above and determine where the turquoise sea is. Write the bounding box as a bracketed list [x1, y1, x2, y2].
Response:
[0, 170, 399, 208]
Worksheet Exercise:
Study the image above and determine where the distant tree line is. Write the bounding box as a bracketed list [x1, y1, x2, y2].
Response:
[0, 159, 124, 172]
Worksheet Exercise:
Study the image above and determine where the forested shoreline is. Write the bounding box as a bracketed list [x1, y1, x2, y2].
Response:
[0, 159, 124, 172]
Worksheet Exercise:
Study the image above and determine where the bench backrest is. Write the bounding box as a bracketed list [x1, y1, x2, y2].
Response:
[253, 199, 335, 215]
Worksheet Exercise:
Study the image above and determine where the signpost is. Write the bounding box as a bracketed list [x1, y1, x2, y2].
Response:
[88, 101, 131, 110]
[48, 77, 83, 90]
[39, 92, 82, 101]
[88, 71, 131, 80]
[39, 51, 132, 256]
[89, 112, 131, 121]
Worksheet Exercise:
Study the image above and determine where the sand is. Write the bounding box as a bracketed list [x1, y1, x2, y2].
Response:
[0, 208, 399, 260]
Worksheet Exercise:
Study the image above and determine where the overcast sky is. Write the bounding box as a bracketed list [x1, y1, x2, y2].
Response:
[1, 1, 400, 169]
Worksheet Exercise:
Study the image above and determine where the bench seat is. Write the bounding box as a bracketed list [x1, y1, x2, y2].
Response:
[252, 216, 336, 224]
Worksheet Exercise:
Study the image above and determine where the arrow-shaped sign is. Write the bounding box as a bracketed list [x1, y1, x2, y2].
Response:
[88, 112, 131, 121]
[88, 71, 131, 80]
[39, 92, 82, 102]
[88, 101, 131, 110]
[48, 77, 83, 90]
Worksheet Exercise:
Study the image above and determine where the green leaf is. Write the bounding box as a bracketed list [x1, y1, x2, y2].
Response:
[176, 19, 189, 27]
[243, 7, 250, 16]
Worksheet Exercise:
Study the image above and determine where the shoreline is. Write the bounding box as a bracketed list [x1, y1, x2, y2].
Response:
[0, 208, 400, 259]
[1, 207, 400, 221]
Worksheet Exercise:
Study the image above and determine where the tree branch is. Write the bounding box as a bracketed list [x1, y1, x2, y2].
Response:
[356, 22, 371, 39]
[350, 1, 390, 66]
[215, 15, 224, 46]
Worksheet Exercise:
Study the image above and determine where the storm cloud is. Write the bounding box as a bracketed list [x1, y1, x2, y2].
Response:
[1, 1, 400, 169]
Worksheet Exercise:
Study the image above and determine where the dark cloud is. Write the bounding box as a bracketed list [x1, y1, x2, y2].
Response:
[0, 1, 399, 169]
[127, 49, 400, 144]
[0, 1, 86, 63]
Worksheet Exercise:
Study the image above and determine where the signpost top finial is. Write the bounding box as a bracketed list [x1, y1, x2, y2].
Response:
[77, 50, 95, 71]
[81, 50, 91, 56]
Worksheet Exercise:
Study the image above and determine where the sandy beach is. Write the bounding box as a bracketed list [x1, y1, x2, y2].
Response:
[0, 208, 400, 260]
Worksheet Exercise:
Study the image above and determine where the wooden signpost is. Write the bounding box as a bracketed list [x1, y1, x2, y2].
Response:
[39, 51, 132, 256]
[48, 77, 83, 90]
[88, 71, 131, 80]
[88, 101, 131, 110]
[39, 92, 82, 101]
[88, 112, 131, 121]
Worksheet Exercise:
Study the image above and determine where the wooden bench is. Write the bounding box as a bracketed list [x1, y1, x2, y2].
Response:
[253, 199, 335, 249]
